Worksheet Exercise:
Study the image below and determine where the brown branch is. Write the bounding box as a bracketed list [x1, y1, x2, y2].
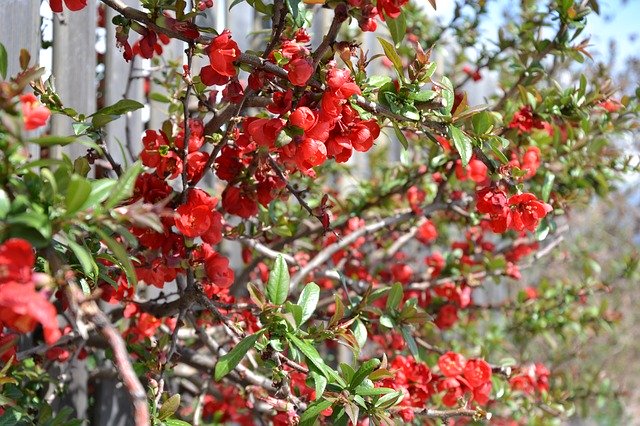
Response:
[311, 4, 348, 70]
[68, 286, 149, 426]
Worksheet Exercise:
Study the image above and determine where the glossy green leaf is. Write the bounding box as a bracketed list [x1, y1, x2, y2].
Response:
[385, 10, 406, 46]
[449, 125, 472, 167]
[214, 332, 262, 381]
[105, 161, 143, 209]
[95, 227, 138, 287]
[158, 394, 181, 420]
[65, 175, 92, 214]
[386, 282, 403, 310]
[91, 99, 144, 127]
[297, 282, 319, 324]
[392, 122, 409, 150]
[349, 358, 381, 389]
[377, 37, 403, 80]
[267, 254, 289, 305]
[30, 136, 77, 147]
[66, 238, 98, 281]
[299, 399, 333, 426]
[310, 371, 327, 400]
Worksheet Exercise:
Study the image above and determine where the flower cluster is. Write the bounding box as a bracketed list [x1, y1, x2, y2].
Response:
[0, 239, 60, 346]
[509, 363, 550, 395]
[436, 352, 493, 406]
[476, 187, 552, 233]
[381, 356, 434, 422]
[201, 30, 241, 86]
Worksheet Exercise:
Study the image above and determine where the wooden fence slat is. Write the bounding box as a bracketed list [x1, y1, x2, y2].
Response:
[0, 1, 44, 160]
[51, 1, 98, 162]
[105, 0, 144, 166]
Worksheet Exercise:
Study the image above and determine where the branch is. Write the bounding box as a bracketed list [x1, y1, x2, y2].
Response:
[68, 286, 149, 426]
[416, 406, 490, 421]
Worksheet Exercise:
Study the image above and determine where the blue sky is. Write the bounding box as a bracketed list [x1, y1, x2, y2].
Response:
[427, 0, 640, 70]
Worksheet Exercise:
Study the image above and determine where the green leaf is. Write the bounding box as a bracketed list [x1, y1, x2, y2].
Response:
[79, 179, 118, 211]
[267, 254, 290, 305]
[541, 172, 555, 202]
[408, 90, 436, 102]
[354, 386, 396, 396]
[66, 238, 98, 281]
[30, 136, 77, 147]
[105, 161, 143, 209]
[385, 10, 406, 46]
[65, 175, 92, 214]
[400, 326, 420, 360]
[164, 420, 192, 426]
[287, 333, 345, 386]
[0, 189, 10, 219]
[449, 125, 472, 166]
[297, 282, 320, 324]
[487, 137, 509, 164]
[377, 37, 403, 80]
[0, 43, 7, 79]
[440, 76, 454, 113]
[386, 282, 403, 310]
[91, 99, 144, 127]
[353, 319, 367, 349]
[472, 111, 494, 135]
[285, 302, 303, 327]
[349, 358, 381, 389]
[229, 0, 246, 9]
[299, 399, 333, 426]
[149, 92, 171, 103]
[392, 122, 409, 149]
[287, 0, 305, 27]
[72, 122, 92, 135]
[95, 227, 138, 287]
[214, 332, 262, 381]
[310, 371, 327, 400]
[158, 394, 181, 420]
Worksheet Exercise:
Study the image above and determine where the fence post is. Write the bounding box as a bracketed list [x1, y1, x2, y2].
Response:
[104, 0, 144, 166]
[51, 2, 97, 161]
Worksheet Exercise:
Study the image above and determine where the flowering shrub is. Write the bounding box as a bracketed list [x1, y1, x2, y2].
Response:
[0, 0, 638, 425]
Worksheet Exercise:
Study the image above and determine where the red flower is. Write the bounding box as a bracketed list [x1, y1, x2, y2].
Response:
[201, 246, 234, 288]
[508, 106, 546, 134]
[476, 187, 510, 233]
[268, 90, 293, 115]
[416, 220, 437, 244]
[456, 158, 488, 183]
[175, 189, 222, 243]
[521, 146, 541, 179]
[435, 304, 458, 329]
[0, 282, 61, 344]
[50, 0, 87, 13]
[463, 359, 492, 388]
[438, 352, 467, 377]
[201, 30, 240, 85]
[289, 107, 316, 131]
[377, 0, 409, 19]
[247, 118, 286, 148]
[20, 94, 51, 131]
[295, 138, 327, 172]
[287, 58, 314, 87]
[222, 185, 258, 218]
[0, 238, 35, 284]
[508, 193, 552, 232]
[598, 98, 622, 113]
